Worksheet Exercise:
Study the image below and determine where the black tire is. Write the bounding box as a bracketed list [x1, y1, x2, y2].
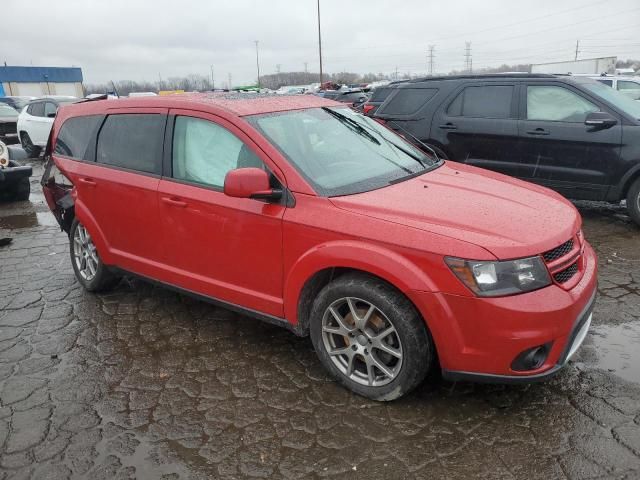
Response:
[69, 218, 120, 292]
[20, 132, 41, 158]
[627, 178, 640, 227]
[11, 177, 30, 201]
[309, 273, 434, 401]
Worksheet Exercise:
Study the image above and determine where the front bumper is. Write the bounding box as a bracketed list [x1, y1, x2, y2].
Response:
[409, 241, 598, 383]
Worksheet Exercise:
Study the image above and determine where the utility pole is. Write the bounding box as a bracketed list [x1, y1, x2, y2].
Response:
[158, 72, 163, 90]
[317, 0, 323, 85]
[228, 73, 232, 90]
[210, 65, 214, 90]
[255, 40, 261, 88]
[574, 40, 580, 61]
[395, 66, 399, 80]
[464, 42, 472, 73]
[428, 45, 435, 75]
[304, 62, 308, 73]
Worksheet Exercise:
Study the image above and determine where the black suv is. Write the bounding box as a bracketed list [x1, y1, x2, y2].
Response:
[373, 74, 640, 225]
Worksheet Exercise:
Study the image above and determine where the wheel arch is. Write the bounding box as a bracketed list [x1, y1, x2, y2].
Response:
[284, 240, 437, 335]
[73, 199, 115, 265]
[620, 165, 640, 200]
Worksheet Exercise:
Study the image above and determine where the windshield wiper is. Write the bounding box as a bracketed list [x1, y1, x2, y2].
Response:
[322, 107, 380, 145]
[387, 120, 441, 162]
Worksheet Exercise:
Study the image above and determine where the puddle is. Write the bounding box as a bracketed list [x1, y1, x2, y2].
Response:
[589, 322, 640, 383]
[0, 212, 58, 229]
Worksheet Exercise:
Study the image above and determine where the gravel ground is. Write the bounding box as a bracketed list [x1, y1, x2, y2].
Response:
[0, 161, 639, 479]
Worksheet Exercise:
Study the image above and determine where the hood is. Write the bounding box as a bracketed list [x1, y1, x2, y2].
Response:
[330, 161, 581, 260]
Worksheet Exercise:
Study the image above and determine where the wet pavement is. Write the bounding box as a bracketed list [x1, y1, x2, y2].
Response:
[1, 162, 640, 480]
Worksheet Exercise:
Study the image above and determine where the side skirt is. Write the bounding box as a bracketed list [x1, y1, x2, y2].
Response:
[109, 267, 306, 337]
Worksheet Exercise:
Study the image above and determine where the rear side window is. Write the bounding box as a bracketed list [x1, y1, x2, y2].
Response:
[29, 102, 44, 117]
[447, 85, 514, 119]
[96, 114, 165, 174]
[369, 87, 391, 102]
[597, 79, 613, 87]
[54, 115, 103, 160]
[382, 88, 437, 115]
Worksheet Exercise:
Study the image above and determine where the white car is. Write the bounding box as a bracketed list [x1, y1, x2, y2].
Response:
[586, 75, 640, 101]
[17, 96, 78, 157]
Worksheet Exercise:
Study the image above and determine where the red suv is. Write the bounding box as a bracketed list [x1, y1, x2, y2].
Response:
[42, 94, 597, 401]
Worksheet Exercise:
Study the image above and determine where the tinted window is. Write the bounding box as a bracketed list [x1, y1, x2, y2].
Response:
[448, 85, 513, 118]
[96, 114, 164, 174]
[54, 115, 103, 160]
[30, 102, 44, 117]
[44, 102, 57, 117]
[369, 87, 391, 102]
[341, 92, 366, 102]
[172, 116, 263, 189]
[527, 86, 599, 122]
[383, 88, 437, 115]
[597, 79, 613, 87]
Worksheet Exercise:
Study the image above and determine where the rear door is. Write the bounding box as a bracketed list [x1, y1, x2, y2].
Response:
[76, 108, 167, 275]
[431, 83, 523, 177]
[518, 82, 621, 200]
[157, 110, 286, 317]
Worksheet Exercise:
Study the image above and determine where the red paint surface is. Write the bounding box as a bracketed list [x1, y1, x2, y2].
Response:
[47, 95, 598, 379]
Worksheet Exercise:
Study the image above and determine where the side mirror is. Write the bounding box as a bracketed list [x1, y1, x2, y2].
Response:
[224, 168, 282, 201]
[585, 111, 617, 130]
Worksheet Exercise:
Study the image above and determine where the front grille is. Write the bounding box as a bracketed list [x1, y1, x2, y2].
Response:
[554, 262, 578, 283]
[0, 122, 17, 136]
[543, 239, 574, 262]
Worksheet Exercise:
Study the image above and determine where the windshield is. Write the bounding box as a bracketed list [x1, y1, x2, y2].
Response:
[248, 107, 440, 196]
[582, 80, 640, 120]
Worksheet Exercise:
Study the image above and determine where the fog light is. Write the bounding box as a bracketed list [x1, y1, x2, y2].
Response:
[511, 343, 552, 371]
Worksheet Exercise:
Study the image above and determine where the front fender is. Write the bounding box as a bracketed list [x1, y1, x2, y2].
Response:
[283, 240, 437, 325]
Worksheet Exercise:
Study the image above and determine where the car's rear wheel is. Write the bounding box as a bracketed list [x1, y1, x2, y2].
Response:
[20, 132, 41, 158]
[69, 218, 119, 292]
[310, 273, 433, 401]
[627, 178, 640, 227]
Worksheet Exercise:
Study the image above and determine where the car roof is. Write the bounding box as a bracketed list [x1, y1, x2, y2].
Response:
[405, 73, 559, 84]
[71, 93, 342, 117]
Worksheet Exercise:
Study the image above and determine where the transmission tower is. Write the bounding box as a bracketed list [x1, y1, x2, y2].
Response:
[427, 45, 435, 75]
[464, 42, 472, 73]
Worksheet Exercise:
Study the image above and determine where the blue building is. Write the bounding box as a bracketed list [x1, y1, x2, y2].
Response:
[0, 66, 83, 98]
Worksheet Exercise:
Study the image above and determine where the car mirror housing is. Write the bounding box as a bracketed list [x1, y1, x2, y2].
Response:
[224, 167, 282, 201]
[584, 111, 617, 130]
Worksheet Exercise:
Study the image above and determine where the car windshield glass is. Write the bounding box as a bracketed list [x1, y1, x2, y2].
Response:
[582, 80, 640, 120]
[248, 106, 440, 196]
[0, 105, 18, 116]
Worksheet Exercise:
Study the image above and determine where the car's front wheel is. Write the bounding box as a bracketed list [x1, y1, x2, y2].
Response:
[310, 273, 434, 401]
[627, 177, 640, 227]
[69, 219, 119, 292]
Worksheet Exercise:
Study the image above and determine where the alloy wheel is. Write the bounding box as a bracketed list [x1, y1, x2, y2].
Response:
[73, 223, 99, 281]
[321, 297, 403, 387]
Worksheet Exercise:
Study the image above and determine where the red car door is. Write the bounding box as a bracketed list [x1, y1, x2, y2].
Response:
[75, 108, 167, 277]
[157, 110, 286, 317]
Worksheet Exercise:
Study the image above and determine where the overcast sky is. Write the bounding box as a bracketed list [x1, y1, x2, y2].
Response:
[2, 0, 639, 86]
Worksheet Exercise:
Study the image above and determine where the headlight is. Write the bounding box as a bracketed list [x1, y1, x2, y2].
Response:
[445, 256, 551, 297]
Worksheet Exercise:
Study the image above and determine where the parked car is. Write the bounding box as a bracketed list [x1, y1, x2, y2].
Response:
[17, 96, 78, 157]
[587, 75, 640, 101]
[322, 89, 369, 107]
[0, 140, 31, 201]
[362, 81, 407, 116]
[373, 73, 640, 225]
[0, 104, 19, 144]
[0, 96, 35, 112]
[42, 94, 597, 400]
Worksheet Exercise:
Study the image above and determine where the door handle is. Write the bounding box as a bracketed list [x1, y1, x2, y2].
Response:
[525, 128, 550, 136]
[161, 197, 187, 208]
[78, 177, 96, 187]
[439, 123, 458, 130]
